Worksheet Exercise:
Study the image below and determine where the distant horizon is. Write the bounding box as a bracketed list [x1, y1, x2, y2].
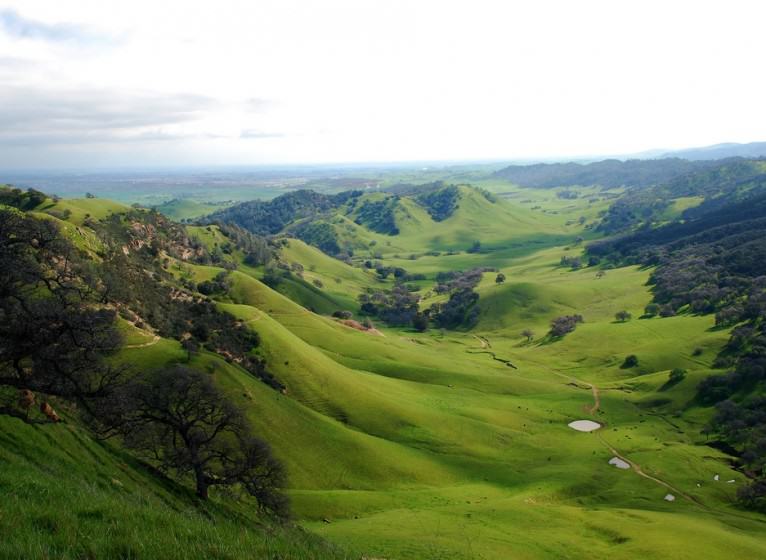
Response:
[1, 139, 764, 175]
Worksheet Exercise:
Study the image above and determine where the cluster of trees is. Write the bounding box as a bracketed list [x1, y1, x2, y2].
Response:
[430, 288, 480, 329]
[291, 221, 343, 257]
[203, 189, 361, 236]
[364, 261, 426, 282]
[549, 314, 584, 337]
[217, 222, 274, 266]
[559, 255, 583, 270]
[359, 285, 421, 327]
[586, 164, 766, 512]
[415, 183, 461, 221]
[0, 209, 123, 405]
[0, 186, 48, 210]
[352, 198, 400, 235]
[198, 271, 232, 295]
[0, 207, 287, 515]
[595, 159, 766, 234]
[358, 267, 488, 331]
[434, 268, 493, 294]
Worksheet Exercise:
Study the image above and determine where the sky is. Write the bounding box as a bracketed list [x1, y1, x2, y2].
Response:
[1, 0, 765, 169]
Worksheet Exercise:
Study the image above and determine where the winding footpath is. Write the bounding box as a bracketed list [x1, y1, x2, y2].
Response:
[502, 346, 703, 507]
[551, 366, 701, 504]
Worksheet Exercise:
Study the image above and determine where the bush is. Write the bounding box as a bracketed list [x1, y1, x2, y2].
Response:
[615, 310, 632, 322]
[669, 368, 687, 383]
[644, 303, 660, 317]
[549, 315, 584, 337]
[622, 354, 639, 368]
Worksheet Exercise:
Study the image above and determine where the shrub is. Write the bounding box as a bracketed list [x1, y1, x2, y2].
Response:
[644, 303, 660, 317]
[615, 310, 632, 322]
[669, 368, 687, 383]
[549, 315, 584, 337]
[622, 354, 639, 368]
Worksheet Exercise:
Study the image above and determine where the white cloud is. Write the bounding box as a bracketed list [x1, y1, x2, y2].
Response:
[0, 0, 765, 168]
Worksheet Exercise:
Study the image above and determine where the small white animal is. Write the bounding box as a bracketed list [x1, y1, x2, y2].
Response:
[714, 474, 719, 481]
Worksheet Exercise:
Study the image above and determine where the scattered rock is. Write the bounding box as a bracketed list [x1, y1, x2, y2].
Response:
[568, 420, 601, 432]
[608, 457, 630, 469]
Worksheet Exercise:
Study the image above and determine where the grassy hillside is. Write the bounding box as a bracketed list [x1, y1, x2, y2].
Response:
[3, 181, 766, 559]
[153, 199, 224, 221]
[0, 406, 350, 559]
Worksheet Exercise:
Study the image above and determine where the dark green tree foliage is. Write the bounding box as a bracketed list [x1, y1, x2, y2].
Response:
[353, 198, 400, 235]
[415, 184, 460, 221]
[615, 310, 632, 322]
[668, 368, 687, 385]
[0, 209, 122, 406]
[198, 271, 232, 295]
[621, 354, 639, 368]
[203, 190, 361, 235]
[596, 159, 766, 234]
[434, 268, 492, 294]
[707, 396, 766, 513]
[217, 223, 274, 266]
[549, 315, 584, 337]
[560, 255, 582, 270]
[0, 186, 48, 210]
[91, 214, 282, 390]
[359, 285, 420, 326]
[291, 221, 342, 256]
[412, 313, 429, 332]
[431, 288, 480, 329]
[644, 303, 660, 317]
[91, 366, 288, 515]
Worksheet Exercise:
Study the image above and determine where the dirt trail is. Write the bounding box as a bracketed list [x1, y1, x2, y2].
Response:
[473, 335, 490, 349]
[468, 336, 517, 368]
[539, 367, 600, 415]
[597, 433, 703, 506]
[125, 335, 160, 349]
[539, 364, 705, 505]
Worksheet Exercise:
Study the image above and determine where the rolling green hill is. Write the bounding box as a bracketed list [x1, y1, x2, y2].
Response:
[2, 180, 766, 560]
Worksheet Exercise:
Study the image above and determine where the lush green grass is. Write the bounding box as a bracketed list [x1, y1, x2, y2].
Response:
[153, 199, 225, 221]
[6, 181, 766, 559]
[0, 414, 352, 560]
[184, 246, 765, 559]
[38, 197, 131, 225]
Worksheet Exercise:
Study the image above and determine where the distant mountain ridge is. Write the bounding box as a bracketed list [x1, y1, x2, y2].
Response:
[658, 141, 766, 161]
[493, 158, 719, 188]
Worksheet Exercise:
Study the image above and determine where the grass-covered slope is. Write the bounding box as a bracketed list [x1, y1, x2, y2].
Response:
[3, 182, 766, 559]
[0, 413, 349, 560]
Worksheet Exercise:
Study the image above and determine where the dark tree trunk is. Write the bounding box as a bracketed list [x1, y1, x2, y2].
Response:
[194, 465, 208, 499]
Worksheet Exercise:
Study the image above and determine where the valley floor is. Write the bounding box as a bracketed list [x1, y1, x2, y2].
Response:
[196, 243, 766, 559]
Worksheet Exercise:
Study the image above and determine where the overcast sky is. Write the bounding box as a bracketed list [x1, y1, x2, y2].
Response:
[1, 0, 765, 169]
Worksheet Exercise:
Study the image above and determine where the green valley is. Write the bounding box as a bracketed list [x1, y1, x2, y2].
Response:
[2, 160, 766, 560]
